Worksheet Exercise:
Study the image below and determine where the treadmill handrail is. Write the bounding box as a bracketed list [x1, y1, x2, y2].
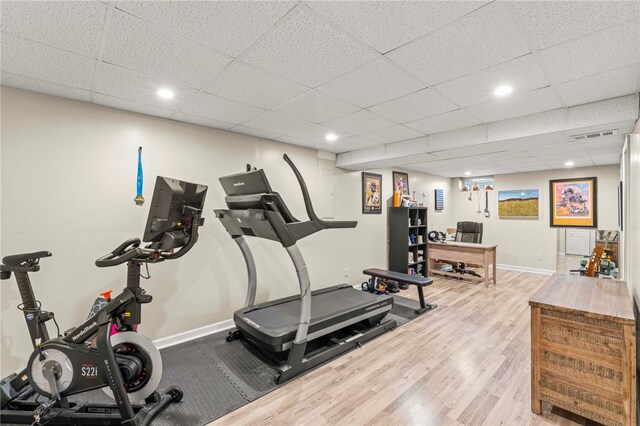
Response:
[283, 154, 357, 229]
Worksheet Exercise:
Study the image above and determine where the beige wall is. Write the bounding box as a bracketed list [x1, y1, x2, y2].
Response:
[450, 165, 621, 272]
[0, 87, 451, 376]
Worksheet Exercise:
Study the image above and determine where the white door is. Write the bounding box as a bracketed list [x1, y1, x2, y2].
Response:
[565, 228, 594, 256]
[319, 166, 334, 219]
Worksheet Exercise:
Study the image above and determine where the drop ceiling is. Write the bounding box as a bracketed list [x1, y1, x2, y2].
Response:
[1, 1, 639, 177]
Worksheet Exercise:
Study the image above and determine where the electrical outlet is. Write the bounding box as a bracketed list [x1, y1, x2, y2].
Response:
[344, 267, 349, 277]
[537, 254, 542, 261]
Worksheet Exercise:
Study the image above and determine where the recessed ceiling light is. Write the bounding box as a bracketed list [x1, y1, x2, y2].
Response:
[325, 133, 338, 142]
[464, 171, 471, 176]
[157, 88, 174, 100]
[564, 160, 575, 167]
[494, 85, 513, 97]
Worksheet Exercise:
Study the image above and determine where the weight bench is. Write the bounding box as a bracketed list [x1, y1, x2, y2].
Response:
[363, 268, 437, 315]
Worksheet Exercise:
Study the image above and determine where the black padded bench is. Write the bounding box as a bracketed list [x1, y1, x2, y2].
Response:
[363, 268, 437, 315]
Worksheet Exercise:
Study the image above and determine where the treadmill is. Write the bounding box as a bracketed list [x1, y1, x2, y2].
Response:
[215, 154, 396, 383]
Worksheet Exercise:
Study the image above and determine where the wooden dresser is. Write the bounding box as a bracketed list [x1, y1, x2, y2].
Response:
[530, 274, 636, 426]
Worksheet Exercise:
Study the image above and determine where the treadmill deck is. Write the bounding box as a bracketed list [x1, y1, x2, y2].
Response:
[234, 284, 394, 352]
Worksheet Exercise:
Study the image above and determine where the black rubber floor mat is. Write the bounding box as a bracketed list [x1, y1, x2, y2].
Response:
[3, 292, 427, 426]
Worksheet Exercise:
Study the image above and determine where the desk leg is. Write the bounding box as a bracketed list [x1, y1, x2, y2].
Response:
[493, 249, 497, 285]
[531, 307, 542, 414]
[427, 258, 433, 277]
[484, 251, 489, 288]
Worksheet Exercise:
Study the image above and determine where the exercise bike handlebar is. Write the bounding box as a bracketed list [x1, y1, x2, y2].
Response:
[282, 154, 357, 229]
[95, 238, 144, 267]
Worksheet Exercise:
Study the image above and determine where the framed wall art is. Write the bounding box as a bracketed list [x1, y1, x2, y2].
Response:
[549, 177, 597, 228]
[498, 189, 539, 218]
[392, 171, 409, 196]
[362, 172, 382, 214]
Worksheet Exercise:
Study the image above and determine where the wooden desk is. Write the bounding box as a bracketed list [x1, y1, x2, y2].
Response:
[427, 241, 497, 287]
[530, 274, 636, 426]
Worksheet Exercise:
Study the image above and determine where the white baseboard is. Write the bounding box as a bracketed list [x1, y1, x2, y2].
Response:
[153, 319, 235, 350]
[497, 264, 555, 276]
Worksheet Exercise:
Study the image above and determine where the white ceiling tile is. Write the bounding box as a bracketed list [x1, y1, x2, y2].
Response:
[275, 135, 317, 147]
[317, 58, 424, 108]
[335, 136, 381, 153]
[322, 110, 397, 135]
[180, 91, 264, 124]
[203, 61, 308, 109]
[386, 3, 530, 85]
[96, 63, 196, 110]
[467, 87, 562, 123]
[241, 6, 377, 87]
[283, 124, 348, 144]
[368, 88, 458, 123]
[1, 34, 96, 90]
[556, 65, 640, 107]
[273, 90, 360, 124]
[509, 163, 554, 172]
[489, 154, 542, 167]
[405, 109, 482, 135]
[115, 1, 296, 57]
[479, 150, 528, 163]
[360, 125, 424, 144]
[435, 54, 549, 107]
[172, 112, 235, 130]
[1, 72, 91, 102]
[1, 1, 108, 58]
[538, 20, 640, 84]
[306, 1, 487, 53]
[510, 1, 639, 50]
[103, 11, 232, 89]
[94, 94, 175, 119]
[243, 111, 314, 135]
[229, 125, 282, 140]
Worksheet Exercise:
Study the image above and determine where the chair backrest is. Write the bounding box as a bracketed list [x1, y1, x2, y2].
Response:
[455, 221, 483, 244]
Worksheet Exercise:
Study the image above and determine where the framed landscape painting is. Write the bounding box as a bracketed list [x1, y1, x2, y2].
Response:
[498, 189, 539, 218]
[549, 177, 597, 228]
[362, 172, 382, 214]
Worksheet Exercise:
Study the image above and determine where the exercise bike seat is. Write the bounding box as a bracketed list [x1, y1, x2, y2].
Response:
[3, 251, 51, 266]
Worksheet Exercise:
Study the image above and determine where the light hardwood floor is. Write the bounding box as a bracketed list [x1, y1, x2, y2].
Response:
[214, 270, 599, 426]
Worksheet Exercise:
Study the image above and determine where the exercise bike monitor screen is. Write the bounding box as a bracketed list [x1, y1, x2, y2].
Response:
[143, 176, 207, 249]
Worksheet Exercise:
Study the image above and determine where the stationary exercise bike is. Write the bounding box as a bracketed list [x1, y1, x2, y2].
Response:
[0, 176, 207, 425]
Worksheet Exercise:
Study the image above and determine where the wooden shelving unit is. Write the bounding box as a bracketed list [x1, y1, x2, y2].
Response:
[388, 207, 428, 276]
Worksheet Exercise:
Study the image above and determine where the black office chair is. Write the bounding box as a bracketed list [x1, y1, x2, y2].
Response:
[453, 221, 483, 277]
[455, 221, 483, 243]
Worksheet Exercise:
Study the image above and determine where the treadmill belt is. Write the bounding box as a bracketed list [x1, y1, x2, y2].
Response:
[3, 295, 422, 426]
[242, 285, 388, 332]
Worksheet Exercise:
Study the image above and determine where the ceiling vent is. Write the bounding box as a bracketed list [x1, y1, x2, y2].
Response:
[570, 129, 618, 142]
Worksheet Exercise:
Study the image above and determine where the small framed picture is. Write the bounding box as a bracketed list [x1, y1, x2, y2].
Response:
[362, 172, 382, 214]
[392, 171, 409, 196]
[549, 177, 598, 228]
[434, 188, 444, 211]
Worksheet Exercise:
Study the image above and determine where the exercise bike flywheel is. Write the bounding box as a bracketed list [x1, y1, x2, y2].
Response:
[101, 331, 162, 404]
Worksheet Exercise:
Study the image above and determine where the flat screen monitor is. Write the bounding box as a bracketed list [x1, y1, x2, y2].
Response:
[143, 176, 208, 249]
